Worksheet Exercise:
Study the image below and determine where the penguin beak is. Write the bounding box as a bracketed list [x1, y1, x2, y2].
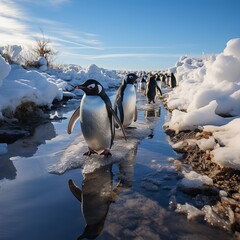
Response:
[75, 85, 85, 90]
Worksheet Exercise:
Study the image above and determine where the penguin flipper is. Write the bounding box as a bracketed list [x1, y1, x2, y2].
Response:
[67, 106, 80, 134]
[157, 85, 162, 96]
[68, 179, 82, 202]
[134, 105, 138, 122]
[118, 101, 125, 124]
[108, 106, 127, 141]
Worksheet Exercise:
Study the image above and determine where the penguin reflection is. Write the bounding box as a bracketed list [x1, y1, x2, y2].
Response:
[144, 107, 161, 118]
[68, 165, 120, 239]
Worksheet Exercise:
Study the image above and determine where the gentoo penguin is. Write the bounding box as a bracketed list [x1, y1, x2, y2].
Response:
[67, 79, 126, 157]
[114, 73, 138, 128]
[145, 75, 162, 104]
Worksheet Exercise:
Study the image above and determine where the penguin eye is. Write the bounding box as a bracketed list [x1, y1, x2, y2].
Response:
[87, 83, 95, 89]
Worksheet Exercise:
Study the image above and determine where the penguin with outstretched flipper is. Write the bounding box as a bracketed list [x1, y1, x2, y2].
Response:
[68, 79, 126, 157]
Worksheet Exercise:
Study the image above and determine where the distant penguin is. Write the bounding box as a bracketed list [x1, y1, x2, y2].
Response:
[139, 74, 147, 91]
[67, 79, 126, 156]
[145, 75, 162, 104]
[155, 73, 162, 90]
[170, 73, 177, 88]
[114, 73, 138, 128]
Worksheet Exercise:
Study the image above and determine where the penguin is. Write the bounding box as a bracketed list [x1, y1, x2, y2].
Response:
[170, 72, 177, 88]
[138, 73, 147, 92]
[114, 73, 138, 128]
[145, 75, 162, 104]
[67, 79, 126, 157]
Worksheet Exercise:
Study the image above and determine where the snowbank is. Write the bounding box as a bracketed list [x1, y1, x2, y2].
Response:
[0, 55, 11, 88]
[0, 44, 123, 119]
[165, 101, 230, 133]
[0, 63, 62, 119]
[45, 63, 122, 90]
[165, 38, 240, 171]
[203, 118, 240, 170]
[166, 38, 240, 120]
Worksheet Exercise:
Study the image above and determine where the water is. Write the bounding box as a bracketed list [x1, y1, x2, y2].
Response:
[0, 91, 233, 240]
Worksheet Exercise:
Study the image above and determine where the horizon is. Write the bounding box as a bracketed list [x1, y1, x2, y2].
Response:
[0, 0, 239, 71]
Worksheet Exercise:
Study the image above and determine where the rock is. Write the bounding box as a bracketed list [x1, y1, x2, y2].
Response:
[0, 128, 30, 144]
[221, 197, 240, 209]
[232, 193, 240, 201]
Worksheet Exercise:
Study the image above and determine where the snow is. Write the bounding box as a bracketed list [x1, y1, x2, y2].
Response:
[203, 119, 240, 170]
[178, 170, 213, 189]
[1, 38, 239, 171]
[0, 64, 62, 116]
[165, 38, 240, 170]
[0, 55, 11, 88]
[165, 100, 229, 133]
[0, 45, 122, 120]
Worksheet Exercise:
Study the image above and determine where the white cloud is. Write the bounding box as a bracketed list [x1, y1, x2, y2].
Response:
[86, 53, 183, 59]
[0, 0, 102, 54]
[59, 52, 183, 59]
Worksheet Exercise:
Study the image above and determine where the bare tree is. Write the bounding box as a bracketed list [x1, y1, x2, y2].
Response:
[32, 32, 58, 67]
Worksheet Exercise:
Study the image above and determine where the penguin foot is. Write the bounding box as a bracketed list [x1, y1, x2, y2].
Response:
[83, 148, 97, 156]
[100, 149, 112, 157]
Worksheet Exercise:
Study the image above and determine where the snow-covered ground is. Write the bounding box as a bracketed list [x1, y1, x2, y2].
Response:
[1, 39, 240, 171]
[165, 38, 240, 170]
[0, 46, 122, 120]
[0, 46, 123, 157]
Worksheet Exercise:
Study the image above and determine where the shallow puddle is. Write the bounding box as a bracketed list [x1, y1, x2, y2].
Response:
[0, 90, 233, 240]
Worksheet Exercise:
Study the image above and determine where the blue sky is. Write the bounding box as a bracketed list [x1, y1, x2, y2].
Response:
[1, 0, 239, 70]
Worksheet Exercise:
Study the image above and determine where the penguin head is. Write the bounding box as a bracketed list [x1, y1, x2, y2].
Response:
[75, 79, 105, 95]
[124, 73, 138, 85]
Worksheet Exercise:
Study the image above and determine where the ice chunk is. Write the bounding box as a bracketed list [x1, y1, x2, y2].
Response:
[176, 203, 204, 220]
[178, 171, 213, 189]
[203, 205, 235, 231]
[48, 120, 153, 175]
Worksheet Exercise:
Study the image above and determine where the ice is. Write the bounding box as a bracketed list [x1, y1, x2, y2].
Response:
[176, 203, 204, 220]
[48, 120, 154, 175]
[178, 171, 213, 189]
[203, 205, 235, 231]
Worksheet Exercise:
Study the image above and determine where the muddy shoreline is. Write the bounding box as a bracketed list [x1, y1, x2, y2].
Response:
[0, 99, 69, 144]
[163, 109, 240, 238]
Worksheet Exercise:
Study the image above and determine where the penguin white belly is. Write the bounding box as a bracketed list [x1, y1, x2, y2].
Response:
[122, 85, 136, 127]
[80, 95, 111, 152]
